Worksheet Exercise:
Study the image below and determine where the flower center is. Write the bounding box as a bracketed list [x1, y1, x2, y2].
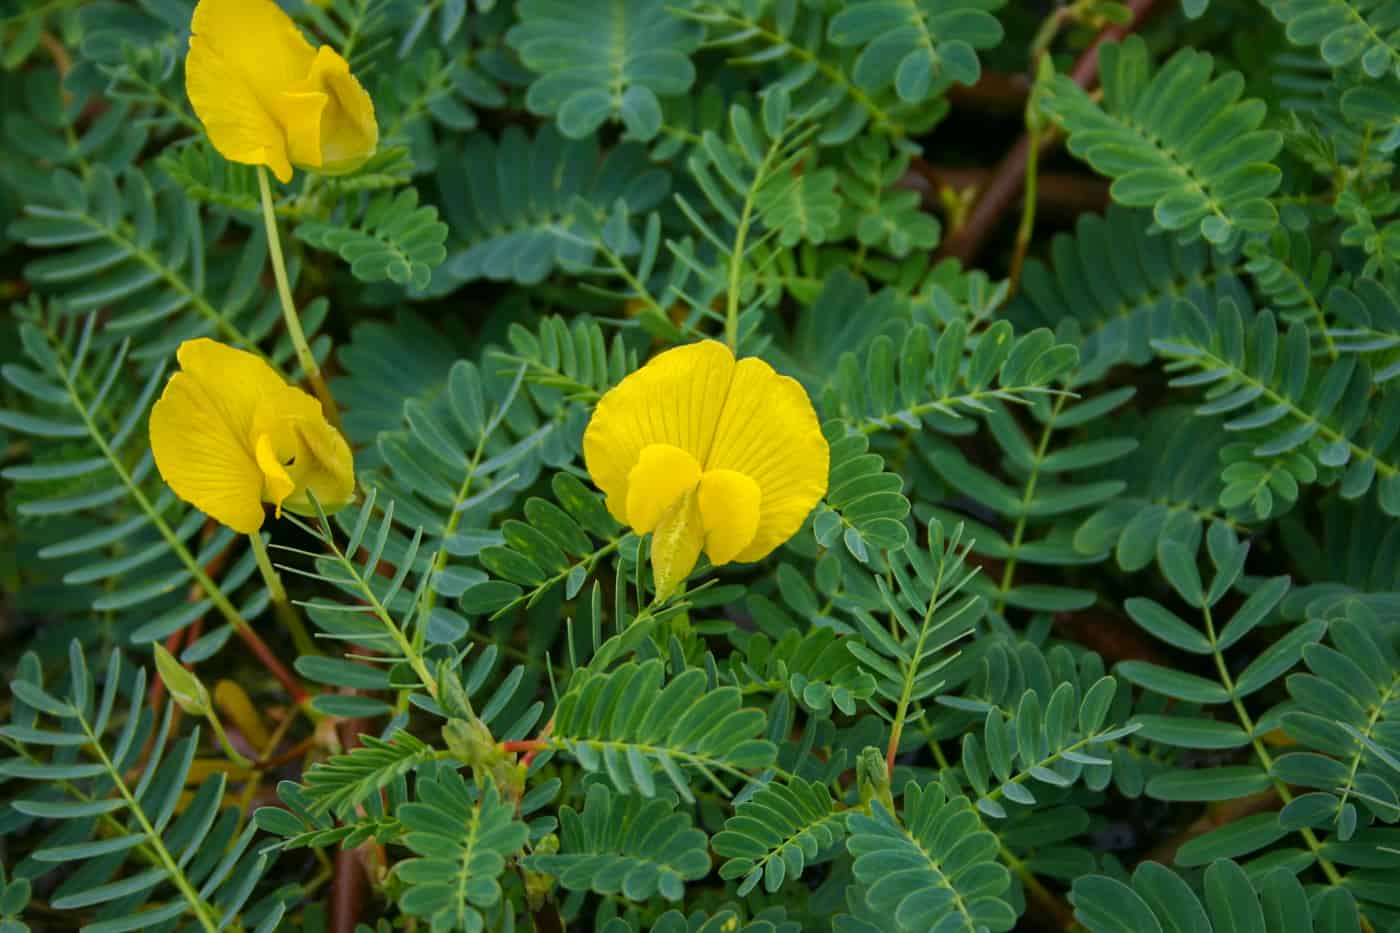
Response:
[626, 443, 762, 568]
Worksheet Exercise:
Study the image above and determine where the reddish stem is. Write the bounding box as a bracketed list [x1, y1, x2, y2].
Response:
[236, 620, 309, 706]
[935, 0, 1163, 265]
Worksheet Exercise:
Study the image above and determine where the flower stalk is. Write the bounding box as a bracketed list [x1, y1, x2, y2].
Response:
[257, 165, 340, 428]
[248, 531, 317, 658]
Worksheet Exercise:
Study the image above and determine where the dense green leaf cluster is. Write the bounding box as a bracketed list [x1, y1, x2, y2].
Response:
[4, 0, 1400, 930]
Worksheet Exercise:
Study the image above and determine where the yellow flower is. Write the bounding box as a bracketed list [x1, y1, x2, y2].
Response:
[184, 0, 378, 184]
[149, 339, 355, 534]
[583, 341, 829, 600]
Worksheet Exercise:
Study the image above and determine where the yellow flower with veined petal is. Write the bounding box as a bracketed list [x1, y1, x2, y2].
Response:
[149, 339, 355, 534]
[583, 341, 829, 601]
[184, 0, 378, 184]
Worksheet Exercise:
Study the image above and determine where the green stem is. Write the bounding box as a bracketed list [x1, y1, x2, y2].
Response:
[249, 531, 317, 658]
[256, 165, 339, 427]
[723, 135, 783, 352]
[995, 393, 1068, 616]
[81, 718, 220, 933]
[204, 710, 253, 770]
[317, 521, 438, 701]
[1009, 111, 1043, 293]
[886, 552, 954, 778]
[1200, 605, 1354, 895]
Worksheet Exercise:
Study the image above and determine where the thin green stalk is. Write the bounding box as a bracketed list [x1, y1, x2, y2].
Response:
[1200, 605, 1358, 901]
[1009, 114, 1042, 293]
[995, 393, 1068, 616]
[256, 165, 339, 427]
[81, 719, 220, 933]
[886, 555, 953, 778]
[204, 709, 253, 770]
[724, 135, 784, 351]
[316, 524, 438, 702]
[248, 531, 317, 658]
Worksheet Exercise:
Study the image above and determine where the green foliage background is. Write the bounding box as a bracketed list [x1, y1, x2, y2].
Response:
[2, 0, 1400, 930]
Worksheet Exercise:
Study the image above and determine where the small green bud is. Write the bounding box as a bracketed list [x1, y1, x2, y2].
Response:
[856, 746, 894, 815]
[153, 644, 210, 716]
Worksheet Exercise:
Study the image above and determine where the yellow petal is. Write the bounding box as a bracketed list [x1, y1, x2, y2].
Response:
[293, 46, 378, 173]
[190, 0, 317, 99]
[650, 487, 704, 603]
[626, 443, 702, 533]
[185, 0, 317, 183]
[698, 469, 761, 566]
[583, 341, 736, 525]
[254, 432, 296, 515]
[271, 88, 329, 169]
[276, 414, 357, 516]
[185, 36, 294, 182]
[177, 338, 298, 440]
[150, 370, 266, 534]
[151, 338, 356, 532]
[705, 358, 828, 563]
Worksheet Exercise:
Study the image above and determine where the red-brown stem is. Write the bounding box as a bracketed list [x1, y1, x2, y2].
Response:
[935, 0, 1162, 265]
[236, 621, 309, 705]
[904, 162, 1111, 217]
[500, 739, 545, 754]
[519, 717, 554, 770]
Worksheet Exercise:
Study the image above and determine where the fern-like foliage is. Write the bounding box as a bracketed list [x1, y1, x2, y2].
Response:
[959, 676, 1135, 818]
[602, 908, 801, 933]
[0, 644, 281, 931]
[523, 783, 709, 901]
[845, 780, 1016, 932]
[669, 99, 826, 339]
[298, 731, 438, 818]
[837, 136, 941, 257]
[439, 125, 671, 286]
[819, 320, 1079, 434]
[396, 770, 529, 932]
[507, 0, 703, 140]
[682, 0, 944, 145]
[827, 0, 1006, 100]
[926, 385, 1137, 614]
[1277, 601, 1400, 841]
[544, 660, 776, 801]
[1264, 0, 1400, 79]
[1, 69, 147, 196]
[1155, 298, 1400, 516]
[1105, 528, 1398, 899]
[0, 309, 267, 646]
[296, 187, 449, 290]
[813, 419, 914, 559]
[729, 623, 877, 716]
[712, 777, 846, 896]
[848, 519, 983, 726]
[1011, 205, 1250, 381]
[1328, 276, 1400, 383]
[355, 346, 577, 552]
[1073, 407, 1247, 575]
[1072, 859, 1365, 933]
[1244, 227, 1341, 350]
[1039, 36, 1284, 246]
[10, 166, 323, 365]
